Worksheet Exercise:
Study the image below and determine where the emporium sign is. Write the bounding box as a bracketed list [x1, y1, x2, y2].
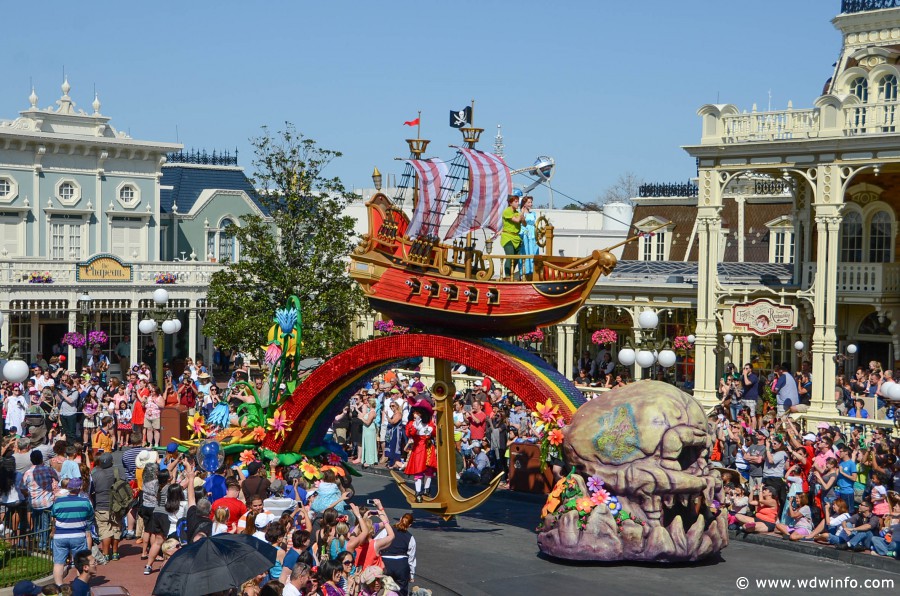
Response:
[731, 298, 796, 336]
[76, 254, 133, 282]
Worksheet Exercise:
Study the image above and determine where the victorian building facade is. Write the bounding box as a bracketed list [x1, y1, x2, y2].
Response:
[584, 1, 900, 416]
[0, 80, 271, 374]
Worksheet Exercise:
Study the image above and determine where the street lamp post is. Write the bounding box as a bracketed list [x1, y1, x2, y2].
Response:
[0, 309, 30, 442]
[617, 309, 677, 379]
[139, 288, 182, 385]
[79, 292, 91, 370]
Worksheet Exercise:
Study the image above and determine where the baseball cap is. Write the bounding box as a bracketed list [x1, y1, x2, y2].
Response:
[802, 433, 817, 442]
[166, 442, 178, 454]
[817, 422, 830, 430]
[247, 462, 262, 476]
[756, 428, 769, 438]
[13, 580, 42, 596]
[67, 477, 84, 492]
[254, 512, 276, 528]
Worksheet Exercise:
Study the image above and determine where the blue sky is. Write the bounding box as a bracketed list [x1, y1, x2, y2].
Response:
[1, 0, 840, 205]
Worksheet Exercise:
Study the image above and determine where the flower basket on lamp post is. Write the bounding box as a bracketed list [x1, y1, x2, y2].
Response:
[591, 328, 617, 346]
[87, 330, 108, 346]
[61, 332, 86, 348]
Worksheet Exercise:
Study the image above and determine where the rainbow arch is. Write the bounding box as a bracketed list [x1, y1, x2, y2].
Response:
[262, 333, 586, 454]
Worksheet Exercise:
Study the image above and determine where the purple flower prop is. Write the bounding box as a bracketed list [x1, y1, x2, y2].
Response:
[587, 475, 604, 493]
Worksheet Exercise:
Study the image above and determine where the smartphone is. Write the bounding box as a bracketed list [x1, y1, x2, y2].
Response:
[366, 499, 376, 506]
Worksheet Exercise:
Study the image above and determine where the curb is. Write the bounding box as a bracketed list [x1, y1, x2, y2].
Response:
[728, 530, 900, 573]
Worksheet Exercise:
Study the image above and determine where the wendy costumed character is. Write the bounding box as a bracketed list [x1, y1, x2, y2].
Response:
[405, 399, 437, 502]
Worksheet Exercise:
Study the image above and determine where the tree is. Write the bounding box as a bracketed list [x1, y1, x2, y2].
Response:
[204, 124, 367, 358]
[595, 171, 643, 207]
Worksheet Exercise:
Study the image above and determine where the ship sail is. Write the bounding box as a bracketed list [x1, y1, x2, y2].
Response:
[444, 147, 511, 240]
[404, 158, 448, 239]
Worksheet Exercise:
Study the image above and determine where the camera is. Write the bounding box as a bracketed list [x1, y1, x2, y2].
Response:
[366, 499, 376, 506]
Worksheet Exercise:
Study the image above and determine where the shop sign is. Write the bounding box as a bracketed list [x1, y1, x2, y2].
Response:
[77, 254, 133, 282]
[732, 298, 796, 336]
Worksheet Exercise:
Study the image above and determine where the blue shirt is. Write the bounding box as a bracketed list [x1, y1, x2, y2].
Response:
[205, 474, 227, 501]
[775, 373, 799, 408]
[72, 578, 90, 596]
[837, 459, 857, 492]
[847, 407, 869, 419]
[51, 495, 94, 537]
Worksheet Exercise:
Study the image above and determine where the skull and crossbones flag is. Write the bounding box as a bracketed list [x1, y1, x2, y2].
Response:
[449, 106, 472, 128]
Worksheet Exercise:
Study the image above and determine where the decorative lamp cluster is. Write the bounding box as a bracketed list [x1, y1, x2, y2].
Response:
[616, 309, 677, 370]
[0, 310, 29, 383]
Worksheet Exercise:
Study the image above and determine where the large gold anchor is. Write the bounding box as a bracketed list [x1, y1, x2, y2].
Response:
[390, 358, 504, 520]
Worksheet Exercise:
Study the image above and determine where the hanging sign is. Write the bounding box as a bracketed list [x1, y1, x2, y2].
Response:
[732, 298, 796, 336]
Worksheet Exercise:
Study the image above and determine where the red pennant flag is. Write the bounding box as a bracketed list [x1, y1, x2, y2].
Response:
[403, 118, 420, 126]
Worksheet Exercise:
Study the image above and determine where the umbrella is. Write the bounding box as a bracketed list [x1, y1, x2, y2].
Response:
[153, 534, 277, 596]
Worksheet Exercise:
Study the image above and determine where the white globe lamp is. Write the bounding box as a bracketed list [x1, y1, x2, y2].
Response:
[889, 383, 900, 400]
[153, 288, 169, 307]
[723, 333, 734, 345]
[846, 344, 858, 355]
[161, 319, 178, 335]
[617, 348, 636, 367]
[638, 310, 659, 329]
[139, 319, 157, 335]
[794, 341, 805, 351]
[636, 350, 656, 369]
[657, 349, 677, 368]
[3, 359, 29, 383]
[881, 381, 896, 399]
[686, 334, 696, 344]
[172, 319, 182, 333]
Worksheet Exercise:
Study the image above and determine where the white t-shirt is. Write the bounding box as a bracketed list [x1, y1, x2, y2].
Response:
[283, 584, 302, 596]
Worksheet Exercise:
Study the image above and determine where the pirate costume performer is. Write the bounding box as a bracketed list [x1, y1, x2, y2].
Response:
[405, 399, 437, 502]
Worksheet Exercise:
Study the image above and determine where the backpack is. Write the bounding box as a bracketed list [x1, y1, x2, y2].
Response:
[175, 517, 189, 545]
[110, 468, 133, 518]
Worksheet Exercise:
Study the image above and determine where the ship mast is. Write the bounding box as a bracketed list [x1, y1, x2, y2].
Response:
[406, 110, 429, 212]
[459, 100, 483, 277]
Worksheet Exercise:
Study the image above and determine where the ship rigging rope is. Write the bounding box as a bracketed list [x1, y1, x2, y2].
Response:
[511, 172, 637, 233]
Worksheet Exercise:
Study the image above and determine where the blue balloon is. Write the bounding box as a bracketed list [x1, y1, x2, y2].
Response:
[204, 456, 220, 473]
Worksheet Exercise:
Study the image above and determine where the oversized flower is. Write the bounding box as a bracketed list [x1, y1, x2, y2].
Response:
[321, 464, 345, 477]
[576, 497, 595, 513]
[187, 414, 207, 440]
[274, 307, 299, 335]
[534, 398, 559, 424]
[541, 494, 561, 518]
[267, 409, 293, 440]
[587, 475, 604, 493]
[606, 495, 621, 516]
[548, 428, 564, 446]
[590, 488, 610, 508]
[250, 427, 267, 442]
[264, 341, 283, 366]
[327, 452, 343, 465]
[550, 479, 565, 499]
[239, 450, 257, 466]
[300, 462, 321, 480]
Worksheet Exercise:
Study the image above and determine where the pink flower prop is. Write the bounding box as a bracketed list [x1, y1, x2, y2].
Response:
[591, 328, 617, 345]
[264, 342, 283, 365]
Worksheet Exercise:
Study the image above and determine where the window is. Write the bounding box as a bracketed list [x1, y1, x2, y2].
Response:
[635, 217, 673, 262]
[878, 75, 898, 132]
[59, 183, 75, 202]
[772, 232, 794, 264]
[110, 219, 145, 261]
[120, 186, 134, 203]
[9, 314, 31, 365]
[219, 218, 235, 263]
[55, 179, 81, 206]
[869, 210, 892, 263]
[116, 182, 140, 208]
[850, 76, 868, 133]
[50, 217, 84, 260]
[0, 178, 10, 197]
[0, 213, 23, 257]
[841, 211, 863, 262]
[207, 232, 216, 261]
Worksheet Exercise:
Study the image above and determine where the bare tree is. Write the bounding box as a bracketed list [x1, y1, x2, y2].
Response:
[595, 171, 643, 207]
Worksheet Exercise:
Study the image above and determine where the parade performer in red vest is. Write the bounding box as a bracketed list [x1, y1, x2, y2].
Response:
[405, 399, 437, 502]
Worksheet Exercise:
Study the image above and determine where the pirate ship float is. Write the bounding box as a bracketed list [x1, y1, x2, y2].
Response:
[350, 114, 622, 336]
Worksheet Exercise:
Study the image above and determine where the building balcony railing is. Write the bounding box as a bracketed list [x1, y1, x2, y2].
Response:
[841, 0, 900, 14]
[702, 100, 900, 144]
[803, 262, 900, 294]
[0, 259, 225, 286]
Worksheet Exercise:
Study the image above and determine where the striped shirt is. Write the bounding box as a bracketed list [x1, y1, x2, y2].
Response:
[51, 495, 94, 537]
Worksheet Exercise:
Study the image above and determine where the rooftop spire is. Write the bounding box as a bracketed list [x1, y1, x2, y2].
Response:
[92, 92, 101, 115]
[28, 86, 38, 109]
[61, 76, 70, 98]
[494, 124, 504, 158]
[56, 76, 75, 115]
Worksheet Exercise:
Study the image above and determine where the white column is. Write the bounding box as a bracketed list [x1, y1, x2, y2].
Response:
[556, 325, 566, 376]
[809, 199, 842, 415]
[693, 168, 724, 409]
[563, 324, 576, 380]
[129, 309, 139, 364]
[67, 310, 77, 373]
[188, 304, 198, 361]
[1, 298, 9, 355]
[736, 196, 745, 262]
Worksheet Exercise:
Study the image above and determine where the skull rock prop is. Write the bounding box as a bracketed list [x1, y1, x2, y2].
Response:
[537, 380, 727, 562]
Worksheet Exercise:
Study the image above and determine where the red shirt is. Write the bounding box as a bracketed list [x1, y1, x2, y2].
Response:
[211, 496, 247, 528]
[468, 411, 487, 440]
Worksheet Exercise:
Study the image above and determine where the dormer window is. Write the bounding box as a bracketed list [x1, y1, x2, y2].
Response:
[765, 216, 794, 264]
[116, 181, 141, 208]
[850, 77, 868, 102]
[55, 179, 81, 206]
[635, 216, 675, 262]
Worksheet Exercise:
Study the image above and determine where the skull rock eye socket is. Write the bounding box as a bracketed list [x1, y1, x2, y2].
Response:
[677, 446, 701, 471]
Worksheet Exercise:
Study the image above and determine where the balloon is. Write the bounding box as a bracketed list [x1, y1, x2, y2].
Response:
[198, 439, 224, 473]
[58, 355, 66, 363]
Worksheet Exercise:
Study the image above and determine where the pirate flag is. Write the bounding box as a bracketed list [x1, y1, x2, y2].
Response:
[449, 106, 472, 128]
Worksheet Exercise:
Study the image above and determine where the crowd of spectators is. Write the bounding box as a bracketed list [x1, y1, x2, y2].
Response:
[711, 360, 899, 559]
